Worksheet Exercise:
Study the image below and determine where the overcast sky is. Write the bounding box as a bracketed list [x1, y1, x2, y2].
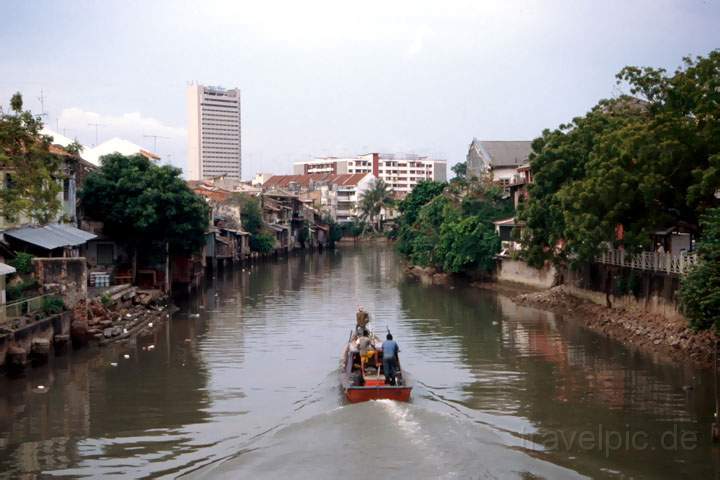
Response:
[1, 0, 718, 179]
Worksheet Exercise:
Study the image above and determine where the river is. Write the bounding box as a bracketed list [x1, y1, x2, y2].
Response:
[0, 246, 717, 479]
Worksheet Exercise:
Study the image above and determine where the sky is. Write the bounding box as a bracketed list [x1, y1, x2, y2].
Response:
[0, 0, 718, 179]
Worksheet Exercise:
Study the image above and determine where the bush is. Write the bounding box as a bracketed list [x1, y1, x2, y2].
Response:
[250, 232, 276, 254]
[100, 293, 112, 307]
[8, 252, 34, 274]
[42, 296, 65, 315]
[5, 279, 39, 302]
[679, 208, 720, 330]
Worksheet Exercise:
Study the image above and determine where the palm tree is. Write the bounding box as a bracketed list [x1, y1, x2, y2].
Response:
[359, 179, 394, 232]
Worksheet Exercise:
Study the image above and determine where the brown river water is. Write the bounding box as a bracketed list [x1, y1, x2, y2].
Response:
[0, 246, 717, 479]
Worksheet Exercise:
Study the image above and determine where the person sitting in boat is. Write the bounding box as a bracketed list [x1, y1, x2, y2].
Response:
[357, 334, 376, 369]
[355, 306, 370, 337]
[381, 333, 400, 386]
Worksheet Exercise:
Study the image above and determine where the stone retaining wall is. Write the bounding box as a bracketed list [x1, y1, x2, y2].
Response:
[496, 257, 558, 289]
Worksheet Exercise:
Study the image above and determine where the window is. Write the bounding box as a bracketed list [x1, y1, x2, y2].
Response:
[97, 243, 115, 266]
[63, 178, 70, 201]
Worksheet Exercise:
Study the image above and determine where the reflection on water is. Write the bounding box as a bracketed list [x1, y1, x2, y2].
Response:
[0, 246, 717, 479]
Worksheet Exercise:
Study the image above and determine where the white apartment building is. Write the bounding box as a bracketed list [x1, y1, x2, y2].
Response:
[293, 153, 446, 195]
[187, 84, 242, 180]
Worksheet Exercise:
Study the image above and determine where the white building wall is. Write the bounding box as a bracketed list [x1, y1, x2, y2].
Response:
[293, 154, 447, 195]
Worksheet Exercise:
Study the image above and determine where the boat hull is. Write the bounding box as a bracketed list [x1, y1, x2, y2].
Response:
[345, 385, 412, 403]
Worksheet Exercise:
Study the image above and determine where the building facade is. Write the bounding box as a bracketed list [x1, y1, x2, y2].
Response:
[263, 173, 375, 223]
[187, 84, 242, 180]
[293, 153, 446, 196]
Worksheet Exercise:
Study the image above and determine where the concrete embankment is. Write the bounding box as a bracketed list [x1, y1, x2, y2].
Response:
[512, 286, 717, 368]
[405, 258, 716, 368]
[0, 286, 170, 376]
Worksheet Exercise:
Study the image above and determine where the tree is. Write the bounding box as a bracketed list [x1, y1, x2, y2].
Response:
[451, 161, 467, 180]
[240, 195, 264, 234]
[80, 153, 209, 277]
[396, 178, 508, 274]
[437, 215, 500, 273]
[395, 180, 446, 255]
[359, 179, 394, 232]
[239, 195, 277, 253]
[678, 208, 720, 330]
[0, 92, 63, 224]
[519, 51, 720, 268]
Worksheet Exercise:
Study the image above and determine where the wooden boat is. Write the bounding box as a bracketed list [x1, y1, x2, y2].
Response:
[340, 334, 412, 403]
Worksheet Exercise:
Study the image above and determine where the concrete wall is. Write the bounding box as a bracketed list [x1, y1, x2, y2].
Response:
[497, 258, 558, 289]
[0, 311, 71, 368]
[33, 258, 87, 308]
[561, 263, 683, 320]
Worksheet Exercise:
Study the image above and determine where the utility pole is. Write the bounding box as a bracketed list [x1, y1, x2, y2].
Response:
[143, 134, 170, 153]
[37, 89, 48, 120]
[88, 123, 107, 146]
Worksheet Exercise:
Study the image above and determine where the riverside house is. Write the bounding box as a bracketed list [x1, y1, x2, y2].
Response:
[466, 139, 532, 190]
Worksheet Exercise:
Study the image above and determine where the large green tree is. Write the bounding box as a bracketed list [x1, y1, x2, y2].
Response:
[519, 51, 720, 267]
[398, 179, 507, 274]
[0, 93, 63, 224]
[80, 153, 209, 269]
[395, 180, 446, 254]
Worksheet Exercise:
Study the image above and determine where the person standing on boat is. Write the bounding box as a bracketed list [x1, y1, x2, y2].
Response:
[382, 333, 400, 386]
[356, 306, 370, 337]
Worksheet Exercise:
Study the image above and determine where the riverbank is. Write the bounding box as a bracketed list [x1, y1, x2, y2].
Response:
[483, 282, 718, 369]
[405, 264, 717, 369]
[0, 286, 170, 376]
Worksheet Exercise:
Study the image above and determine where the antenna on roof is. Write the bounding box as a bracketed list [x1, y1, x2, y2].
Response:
[37, 89, 48, 120]
[143, 134, 170, 153]
[88, 122, 108, 147]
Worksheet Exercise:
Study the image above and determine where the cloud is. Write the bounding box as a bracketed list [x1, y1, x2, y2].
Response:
[57, 107, 185, 146]
[54, 107, 187, 171]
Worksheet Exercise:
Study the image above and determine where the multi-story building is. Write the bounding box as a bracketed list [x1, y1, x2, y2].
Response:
[187, 84, 242, 180]
[293, 153, 446, 196]
[263, 173, 375, 223]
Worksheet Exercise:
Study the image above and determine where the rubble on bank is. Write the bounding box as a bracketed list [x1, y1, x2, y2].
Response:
[404, 265, 451, 286]
[70, 286, 170, 348]
[513, 286, 718, 368]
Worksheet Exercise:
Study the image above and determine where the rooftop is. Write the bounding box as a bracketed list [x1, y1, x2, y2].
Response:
[264, 173, 371, 189]
[473, 140, 532, 168]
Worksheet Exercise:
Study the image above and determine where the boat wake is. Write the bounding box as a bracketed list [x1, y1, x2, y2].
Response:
[186, 394, 587, 480]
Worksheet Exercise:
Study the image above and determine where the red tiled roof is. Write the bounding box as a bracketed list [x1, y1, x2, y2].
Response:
[264, 173, 369, 189]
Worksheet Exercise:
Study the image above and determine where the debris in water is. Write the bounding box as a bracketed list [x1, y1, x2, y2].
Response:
[189, 313, 200, 318]
[110, 362, 118, 367]
[37, 385, 45, 390]
[123, 354, 130, 359]
[184, 338, 192, 342]
[148, 322, 153, 328]
[148, 344, 155, 350]
[492, 321, 498, 326]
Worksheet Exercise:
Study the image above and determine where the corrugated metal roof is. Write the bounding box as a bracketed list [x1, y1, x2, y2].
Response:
[0, 263, 16, 275]
[264, 173, 370, 189]
[4, 224, 97, 250]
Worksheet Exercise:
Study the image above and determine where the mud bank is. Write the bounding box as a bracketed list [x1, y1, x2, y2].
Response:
[510, 285, 718, 369]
